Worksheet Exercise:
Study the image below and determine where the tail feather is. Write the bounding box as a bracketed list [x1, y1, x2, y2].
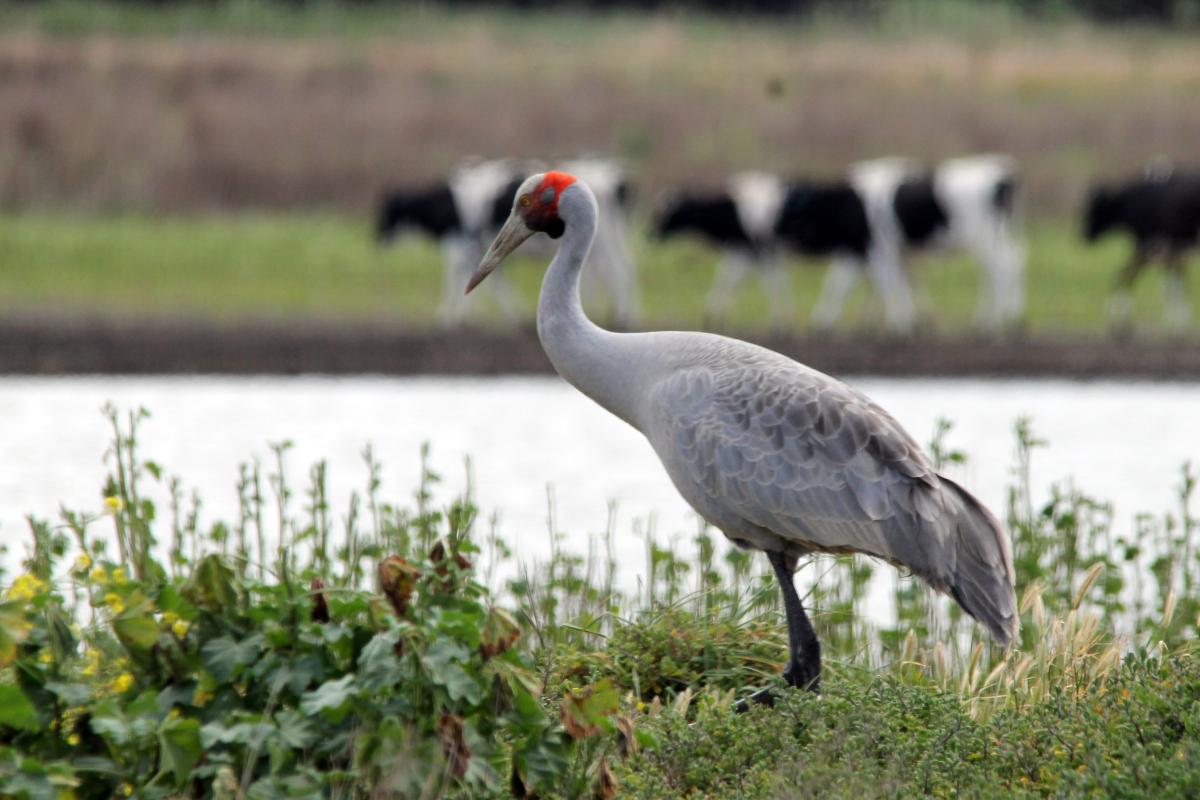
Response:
[940, 476, 1019, 646]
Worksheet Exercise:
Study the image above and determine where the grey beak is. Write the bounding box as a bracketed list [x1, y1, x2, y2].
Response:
[465, 214, 535, 294]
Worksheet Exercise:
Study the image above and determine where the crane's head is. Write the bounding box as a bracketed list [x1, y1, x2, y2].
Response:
[466, 171, 578, 294]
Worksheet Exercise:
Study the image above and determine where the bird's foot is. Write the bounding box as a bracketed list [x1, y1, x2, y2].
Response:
[734, 686, 779, 713]
[733, 658, 820, 713]
[782, 658, 821, 693]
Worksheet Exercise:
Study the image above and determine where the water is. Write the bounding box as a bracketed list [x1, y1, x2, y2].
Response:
[1, 375, 1198, 600]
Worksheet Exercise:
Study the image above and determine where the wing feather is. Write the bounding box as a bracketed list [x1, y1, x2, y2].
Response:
[647, 351, 943, 569]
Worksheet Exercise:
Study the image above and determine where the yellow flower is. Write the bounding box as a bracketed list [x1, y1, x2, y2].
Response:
[111, 567, 128, 586]
[73, 554, 92, 573]
[172, 619, 190, 638]
[161, 610, 178, 626]
[38, 649, 54, 665]
[103, 593, 126, 615]
[90, 566, 109, 584]
[120, 782, 133, 797]
[80, 648, 102, 678]
[111, 672, 134, 693]
[67, 733, 80, 746]
[104, 496, 124, 514]
[5, 573, 46, 601]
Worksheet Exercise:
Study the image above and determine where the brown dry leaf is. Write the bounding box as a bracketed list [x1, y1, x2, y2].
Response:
[560, 680, 619, 740]
[592, 757, 617, 800]
[378, 556, 420, 617]
[480, 607, 521, 659]
[309, 577, 330, 623]
[436, 713, 471, 779]
[615, 715, 638, 757]
[430, 540, 473, 593]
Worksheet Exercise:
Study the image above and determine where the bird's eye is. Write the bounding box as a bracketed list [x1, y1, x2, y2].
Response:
[519, 195, 532, 208]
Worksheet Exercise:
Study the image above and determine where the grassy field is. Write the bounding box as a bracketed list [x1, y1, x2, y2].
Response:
[0, 213, 1196, 335]
[1, 412, 1198, 797]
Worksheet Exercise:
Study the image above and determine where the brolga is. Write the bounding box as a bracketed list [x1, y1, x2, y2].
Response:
[467, 170, 1018, 700]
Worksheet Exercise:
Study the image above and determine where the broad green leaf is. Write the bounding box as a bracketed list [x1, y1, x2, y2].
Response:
[434, 662, 483, 705]
[436, 609, 483, 649]
[358, 631, 402, 691]
[422, 638, 470, 671]
[0, 685, 39, 731]
[90, 714, 132, 747]
[112, 611, 160, 658]
[45, 681, 92, 707]
[183, 554, 239, 613]
[158, 717, 202, 786]
[273, 709, 318, 750]
[299, 674, 358, 724]
[201, 635, 264, 682]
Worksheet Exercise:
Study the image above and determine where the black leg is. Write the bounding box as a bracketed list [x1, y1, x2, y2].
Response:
[766, 550, 821, 692]
[737, 550, 821, 712]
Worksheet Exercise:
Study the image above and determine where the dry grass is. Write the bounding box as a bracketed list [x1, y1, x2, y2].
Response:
[0, 12, 1199, 215]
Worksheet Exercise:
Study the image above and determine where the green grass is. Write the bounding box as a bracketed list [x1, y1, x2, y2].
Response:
[1, 213, 1197, 335]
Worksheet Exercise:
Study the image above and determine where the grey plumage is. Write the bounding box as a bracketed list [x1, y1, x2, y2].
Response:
[641, 333, 1018, 645]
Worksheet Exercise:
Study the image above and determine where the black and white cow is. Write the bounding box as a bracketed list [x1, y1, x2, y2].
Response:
[651, 172, 792, 325]
[1083, 165, 1200, 330]
[377, 160, 523, 323]
[652, 156, 1025, 332]
[377, 157, 638, 325]
[783, 156, 1025, 332]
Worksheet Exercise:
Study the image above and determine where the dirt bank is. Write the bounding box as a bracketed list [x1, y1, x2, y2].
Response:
[2, 317, 1198, 379]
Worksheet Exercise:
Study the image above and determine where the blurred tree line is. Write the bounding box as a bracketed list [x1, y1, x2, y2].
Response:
[374, 0, 1197, 22]
[471, 0, 1200, 22]
[22, 0, 1197, 24]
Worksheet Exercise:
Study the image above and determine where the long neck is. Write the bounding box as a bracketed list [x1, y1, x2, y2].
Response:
[537, 196, 643, 428]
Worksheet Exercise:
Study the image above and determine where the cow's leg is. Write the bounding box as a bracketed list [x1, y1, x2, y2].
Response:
[1109, 245, 1151, 331]
[597, 218, 640, 328]
[865, 244, 916, 334]
[758, 249, 794, 329]
[968, 234, 1008, 332]
[490, 271, 525, 324]
[707, 248, 753, 324]
[1164, 249, 1191, 333]
[438, 236, 474, 326]
[812, 256, 861, 331]
[998, 228, 1027, 328]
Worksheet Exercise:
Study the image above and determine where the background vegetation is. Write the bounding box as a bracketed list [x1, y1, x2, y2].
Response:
[0, 2, 1197, 336]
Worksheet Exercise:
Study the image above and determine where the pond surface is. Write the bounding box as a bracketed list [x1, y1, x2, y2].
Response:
[1, 375, 1197, 600]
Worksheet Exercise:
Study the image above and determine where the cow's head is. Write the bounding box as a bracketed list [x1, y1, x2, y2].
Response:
[1082, 187, 1117, 243]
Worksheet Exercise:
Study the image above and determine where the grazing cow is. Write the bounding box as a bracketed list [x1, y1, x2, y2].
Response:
[1083, 166, 1200, 330]
[651, 172, 792, 325]
[788, 155, 1025, 332]
[377, 160, 524, 324]
[378, 157, 638, 326]
[653, 156, 1024, 332]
